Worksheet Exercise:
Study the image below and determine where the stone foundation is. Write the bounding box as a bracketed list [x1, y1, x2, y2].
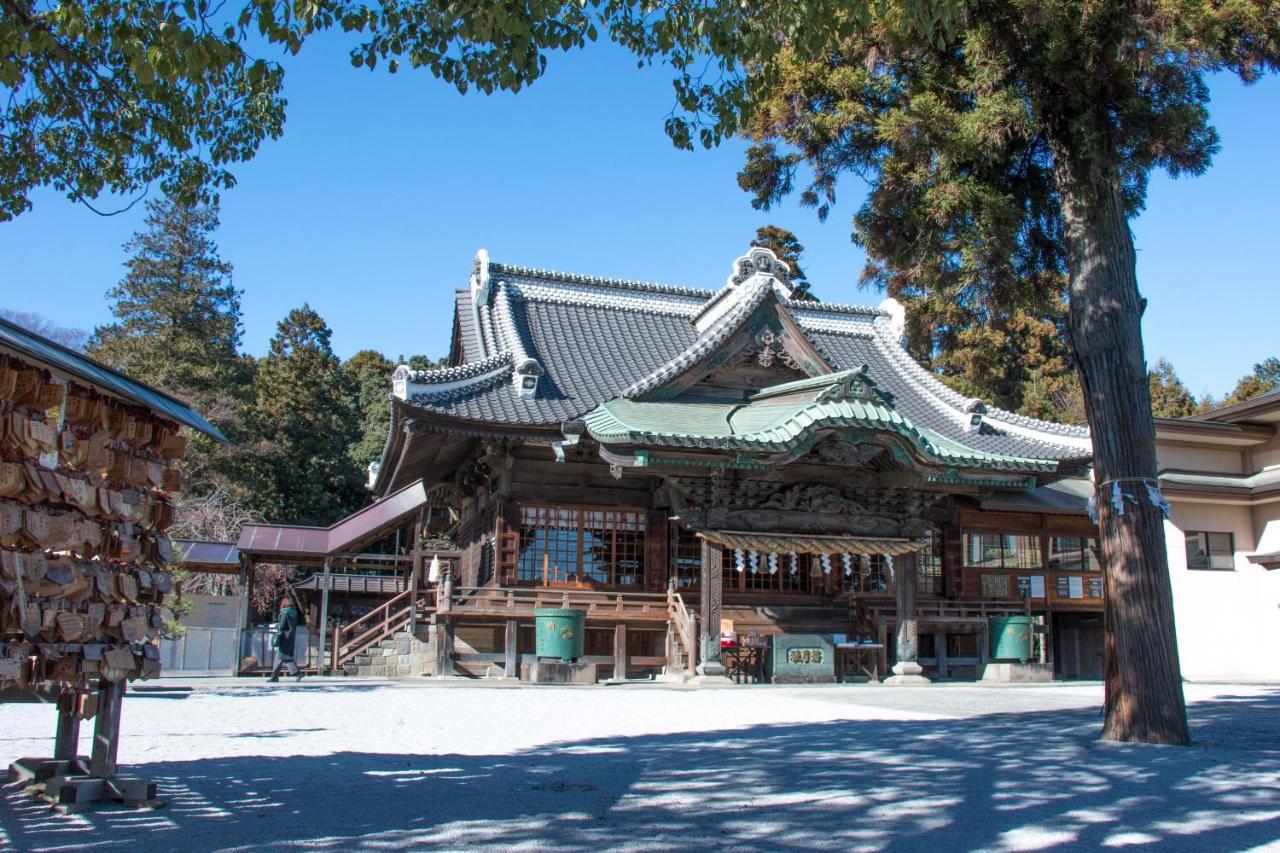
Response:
[520, 660, 598, 685]
[979, 662, 1055, 683]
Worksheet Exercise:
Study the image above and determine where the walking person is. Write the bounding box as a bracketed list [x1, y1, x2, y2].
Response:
[268, 591, 304, 683]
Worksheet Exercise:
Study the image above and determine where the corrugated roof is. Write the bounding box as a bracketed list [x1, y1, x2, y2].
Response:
[0, 316, 227, 441]
[237, 480, 428, 559]
[173, 539, 241, 571]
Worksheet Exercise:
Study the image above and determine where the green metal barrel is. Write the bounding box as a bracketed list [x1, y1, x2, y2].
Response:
[534, 608, 586, 662]
[988, 616, 1034, 663]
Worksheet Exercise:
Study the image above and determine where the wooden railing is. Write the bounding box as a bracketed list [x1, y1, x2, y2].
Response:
[330, 586, 423, 672]
[443, 586, 672, 621]
[666, 583, 698, 677]
[854, 594, 1030, 625]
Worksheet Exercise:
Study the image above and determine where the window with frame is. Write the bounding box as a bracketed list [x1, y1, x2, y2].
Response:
[918, 529, 943, 595]
[1047, 536, 1100, 572]
[844, 553, 892, 594]
[669, 525, 702, 589]
[516, 506, 646, 586]
[964, 533, 1042, 570]
[1185, 531, 1235, 571]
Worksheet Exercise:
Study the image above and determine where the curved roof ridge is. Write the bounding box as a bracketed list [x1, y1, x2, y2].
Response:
[490, 261, 714, 299]
[401, 351, 513, 384]
[621, 275, 776, 399]
[868, 315, 1091, 444]
[491, 282, 533, 365]
[503, 278, 705, 318]
[585, 395, 1062, 473]
[788, 301, 888, 317]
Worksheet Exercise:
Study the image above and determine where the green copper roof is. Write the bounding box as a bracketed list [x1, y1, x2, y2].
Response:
[582, 368, 1062, 473]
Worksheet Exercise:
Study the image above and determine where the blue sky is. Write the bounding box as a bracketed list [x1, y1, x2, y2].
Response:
[0, 37, 1276, 399]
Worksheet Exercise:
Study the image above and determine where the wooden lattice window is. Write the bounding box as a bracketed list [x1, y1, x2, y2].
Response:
[964, 533, 1042, 570]
[1047, 536, 1101, 572]
[918, 529, 943, 595]
[669, 525, 702, 589]
[516, 505, 646, 586]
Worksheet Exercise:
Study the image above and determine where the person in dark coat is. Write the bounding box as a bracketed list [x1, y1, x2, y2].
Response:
[268, 592, 304, 682]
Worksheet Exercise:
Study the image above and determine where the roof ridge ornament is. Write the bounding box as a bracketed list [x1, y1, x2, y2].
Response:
[731, 246, 794, 291]
[816, 365, 896, 408]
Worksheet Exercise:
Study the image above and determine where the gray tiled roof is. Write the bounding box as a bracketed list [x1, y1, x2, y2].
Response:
[395, 251, 1092, 466]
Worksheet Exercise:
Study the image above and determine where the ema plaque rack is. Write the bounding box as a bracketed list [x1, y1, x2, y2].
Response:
[0, 343, 203, 812]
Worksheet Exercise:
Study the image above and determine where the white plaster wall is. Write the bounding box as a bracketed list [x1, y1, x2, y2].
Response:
[1156, 444, 1244, 474]
[1252, 436, 1280, 471]
[1164, 502, 1280, 681]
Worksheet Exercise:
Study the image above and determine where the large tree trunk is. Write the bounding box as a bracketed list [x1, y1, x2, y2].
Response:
[1056, 160, 1190, 745]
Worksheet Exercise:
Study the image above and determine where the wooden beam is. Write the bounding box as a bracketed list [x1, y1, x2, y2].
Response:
[53, 688, 81, 761]
[89, 680, 125, 778]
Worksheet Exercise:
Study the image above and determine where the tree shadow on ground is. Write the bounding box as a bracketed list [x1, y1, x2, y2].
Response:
[3, 691, 1279, 851]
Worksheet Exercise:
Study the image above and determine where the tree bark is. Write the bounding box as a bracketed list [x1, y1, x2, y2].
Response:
[1055, 158, 1190, 745]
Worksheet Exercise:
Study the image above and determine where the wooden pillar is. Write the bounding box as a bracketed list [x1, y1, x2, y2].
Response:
[235, 556, 253, 675]
[434, 566, 454, 677]
[53, 688, 81, 760]
[317, 556, 333, 674]
[89, 679, 125, 778]
[613, 623, 628, 681]
[645, 510, 669, 591]
[697, 538, 726, 677]
[934, 629, 948, 680]
[885, 551, 930, 684]
[504, 619, 518, 678]
[409, 513, 424, 635]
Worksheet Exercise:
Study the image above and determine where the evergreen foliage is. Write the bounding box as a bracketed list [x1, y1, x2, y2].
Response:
[250, 305, 364, 526]
[87, 197, 253, 495]
[1224, 357, 1280, 406]
[1148, 359, 1199, 419]
[345, 349, 396, 472]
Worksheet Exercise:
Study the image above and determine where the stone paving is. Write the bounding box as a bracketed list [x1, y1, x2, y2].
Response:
[2, 679, 1278, 851]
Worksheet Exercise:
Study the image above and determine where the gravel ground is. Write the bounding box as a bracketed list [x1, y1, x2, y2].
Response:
[1, 679, 1278, 851]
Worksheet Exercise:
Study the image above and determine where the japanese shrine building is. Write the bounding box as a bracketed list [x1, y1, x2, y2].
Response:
[367, 247, 1115, 681]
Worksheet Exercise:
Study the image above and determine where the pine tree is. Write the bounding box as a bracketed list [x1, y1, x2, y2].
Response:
[1224, 357, 1280, 406]
[87, 197, 251, 494]
[252, 306, 364, 525]
[1149, 359, 1199, 419]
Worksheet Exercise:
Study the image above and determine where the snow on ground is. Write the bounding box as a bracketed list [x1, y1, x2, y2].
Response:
[1, 680, 1278, 851]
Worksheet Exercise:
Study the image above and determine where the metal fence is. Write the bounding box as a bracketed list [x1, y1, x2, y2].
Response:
[159, 627, 239, 676]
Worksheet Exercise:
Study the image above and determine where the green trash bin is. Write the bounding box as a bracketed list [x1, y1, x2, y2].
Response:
[534, 608, 586, 662]
[988, 616, 1034, 663]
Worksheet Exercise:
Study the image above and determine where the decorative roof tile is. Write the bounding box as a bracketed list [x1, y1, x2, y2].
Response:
[394, 250, 1092, 470]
